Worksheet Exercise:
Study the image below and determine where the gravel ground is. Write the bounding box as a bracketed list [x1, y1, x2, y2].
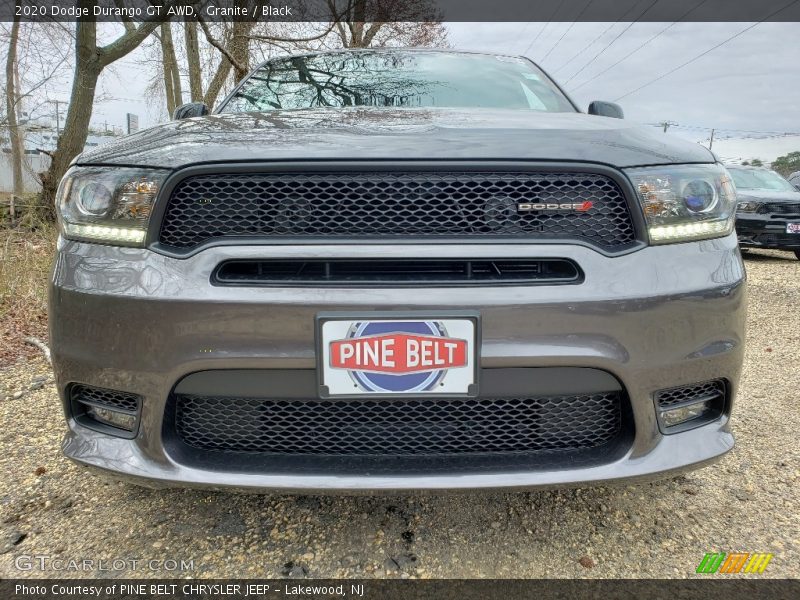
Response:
[1, 248, 798, 580]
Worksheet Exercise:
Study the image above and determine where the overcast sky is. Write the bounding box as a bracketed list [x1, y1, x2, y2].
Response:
[62, 21, 800, 162]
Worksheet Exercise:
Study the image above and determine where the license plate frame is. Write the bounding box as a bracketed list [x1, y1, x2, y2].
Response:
[316, 312, 480, 399]
[786, 222, 800, 234]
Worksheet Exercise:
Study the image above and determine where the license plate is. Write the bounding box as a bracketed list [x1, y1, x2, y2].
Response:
[787, 222, 800, 234]
[318, 315, 478, 397]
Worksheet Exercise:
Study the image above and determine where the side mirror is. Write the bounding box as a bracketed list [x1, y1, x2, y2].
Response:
[173, 102, 209, 120]
[588, 101, 624, 119]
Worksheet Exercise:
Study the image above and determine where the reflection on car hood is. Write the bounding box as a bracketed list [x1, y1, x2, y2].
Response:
[736, 189, 800, 202]
[75, 107, 716, 169]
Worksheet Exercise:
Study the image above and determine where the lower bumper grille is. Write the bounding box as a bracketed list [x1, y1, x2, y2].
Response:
[173, 392, 623, 457]
[70, 384, 140, 412]
[69, 384, 141, 437]
[655, 380, 726, 409]
[752, 233, 800, 246]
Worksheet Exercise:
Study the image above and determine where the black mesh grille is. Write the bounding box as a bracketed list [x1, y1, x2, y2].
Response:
[173, 393, 623, 456]
[655, 380, 726, 409]
[70, 384, 140, 413]
[758, 202, 800, 216]
[753, 233, 800, 246]
[158, 171, 636, 250]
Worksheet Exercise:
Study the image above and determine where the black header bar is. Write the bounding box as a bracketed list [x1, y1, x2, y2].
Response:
[3, 0, 800, 23]
[2, 579, 800, 600]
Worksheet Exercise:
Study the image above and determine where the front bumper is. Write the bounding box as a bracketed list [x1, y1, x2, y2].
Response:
[736, 214, 800, 249]
[50, 234, 746, 492]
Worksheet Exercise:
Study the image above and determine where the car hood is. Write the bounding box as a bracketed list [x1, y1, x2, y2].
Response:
[76, 107, 715, 169]
[735, 189, 800, 202]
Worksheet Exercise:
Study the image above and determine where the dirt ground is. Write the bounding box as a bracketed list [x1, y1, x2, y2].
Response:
[1, 248, 798, 579]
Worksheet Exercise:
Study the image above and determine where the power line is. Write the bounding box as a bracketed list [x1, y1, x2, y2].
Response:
[551, 0, 645, 74]
[569, 0, 711, 92]
[507, 22, 533, 55]
[614, 0, 800, 101]
[660, 123, 800, 136]
[46, 99, 67, 136]
[539, 0, 595, 64]
[551, 22, 621, 74]
[521, 0, 568, 57]
[562, 0, 660, 86]
[646, 122, 800, 142]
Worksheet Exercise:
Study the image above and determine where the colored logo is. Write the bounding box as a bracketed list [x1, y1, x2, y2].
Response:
[329, 321, 467, 393]
[696, 552, 773, 574]
[516, 200, 593, 212]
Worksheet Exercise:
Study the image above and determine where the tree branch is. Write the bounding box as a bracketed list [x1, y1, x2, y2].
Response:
[24, 337, 51, 364]
[245, 21, 339, 44]
[197, 16, 247, 75]
[97, 7, 172, 67]
[114, 0, 136, 33]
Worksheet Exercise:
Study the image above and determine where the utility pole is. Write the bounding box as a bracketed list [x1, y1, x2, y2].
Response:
[48, 99, 66, 137]
[709, 128, 715, 150]
[659, 120, 677, 133]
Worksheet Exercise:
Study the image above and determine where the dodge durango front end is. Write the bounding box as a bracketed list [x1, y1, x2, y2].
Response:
[49, 49, 746, 491]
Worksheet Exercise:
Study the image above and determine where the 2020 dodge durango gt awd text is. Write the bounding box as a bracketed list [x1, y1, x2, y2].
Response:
[49, 49, 745, 492]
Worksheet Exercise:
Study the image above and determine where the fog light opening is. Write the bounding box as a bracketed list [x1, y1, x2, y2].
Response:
[659, 399, 713, 428]
[84, 405, 137, 432]
[68, 384, 142, 438]
[654, 380, 727, 433]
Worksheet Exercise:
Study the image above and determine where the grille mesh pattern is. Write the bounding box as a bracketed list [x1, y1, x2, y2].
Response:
[655, 380, 725, 409]
[753, 233, 800, 246]
[159, 171, 636, 250]
[70, 384, 140, 412]
[174, 393, 623, 456]
[758, 202, 800, 216]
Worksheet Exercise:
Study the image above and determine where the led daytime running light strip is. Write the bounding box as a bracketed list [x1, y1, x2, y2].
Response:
[64, 223, 146, 244]
[649, 220, 730, 242]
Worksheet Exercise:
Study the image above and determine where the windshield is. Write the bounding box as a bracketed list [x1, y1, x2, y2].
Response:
[220, 51, 576, 113]
[728, 168, 796, 192]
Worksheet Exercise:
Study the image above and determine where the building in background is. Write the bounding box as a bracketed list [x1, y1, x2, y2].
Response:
[1, 114, 134, 193]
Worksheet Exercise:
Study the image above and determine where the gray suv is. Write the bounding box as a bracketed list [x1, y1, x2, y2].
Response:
[730, 165, 800, 259]
[50, 49, 745, 492]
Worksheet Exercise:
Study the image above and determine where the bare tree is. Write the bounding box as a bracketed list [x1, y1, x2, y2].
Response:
[4, 15, 24, 221]
[192, 2, 334, 108]
[161, 0, 446, 114]
[158, 23, 183, 115]
[197, 1, 266, 100]
[2, 19, 70, 222]
[183, 21, 203, 102]
[39, 2, 168, 205]
[327, 0, 447, 48]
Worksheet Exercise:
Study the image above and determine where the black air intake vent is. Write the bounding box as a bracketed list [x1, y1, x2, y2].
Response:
[655, 380, 726, 409]
[69, 384, 142, 437]
[213, 258, 582, 286]
[70, 384, 140, 412]
[173, 392, 625, 456]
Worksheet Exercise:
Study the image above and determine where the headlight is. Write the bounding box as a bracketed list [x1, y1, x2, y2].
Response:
[625, 164, 737, 244]
[736, 201, 761, 213]
[56, 167, 169, 246]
